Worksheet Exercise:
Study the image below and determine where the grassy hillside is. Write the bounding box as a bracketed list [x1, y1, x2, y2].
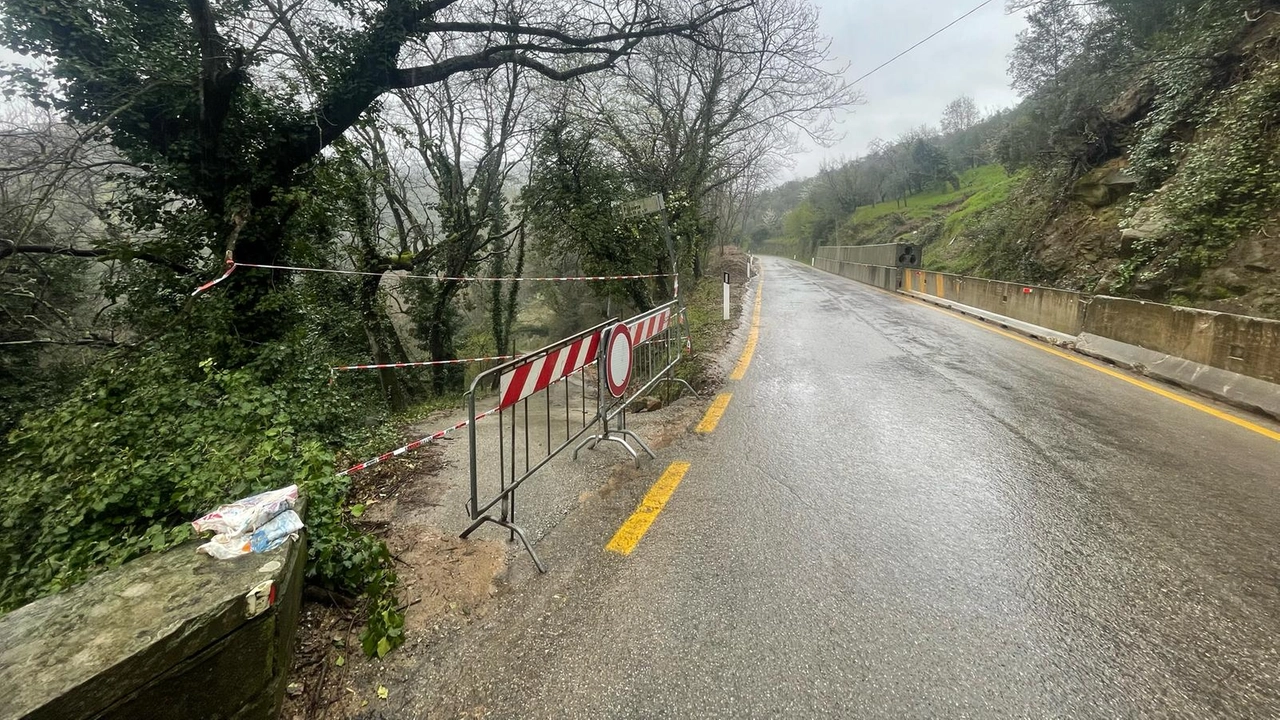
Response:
[817, 165, 1016, 253]
[847, 165, 1010, 228]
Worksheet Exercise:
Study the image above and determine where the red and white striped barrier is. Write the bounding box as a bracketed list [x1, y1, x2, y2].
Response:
[498, 331, 601, 409]
[338, 405, 501, 476]
[628, 307, 671, 346]
[330, 355, 516, 374]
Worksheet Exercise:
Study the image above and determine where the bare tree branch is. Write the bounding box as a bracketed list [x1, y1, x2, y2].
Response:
[0, 240, 193, 275]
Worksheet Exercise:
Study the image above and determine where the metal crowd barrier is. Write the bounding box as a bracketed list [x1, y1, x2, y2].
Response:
[460, 319, 613, 571]
[459, 300, 694, 571]
[574, 299, 694, 466]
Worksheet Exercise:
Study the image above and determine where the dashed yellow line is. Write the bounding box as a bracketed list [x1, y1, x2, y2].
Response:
[695, 392, 733, 434]
[729, 273, 764, 381]
[605, 461, 692, 555]
[607, 269, 764, 558]
[898, 294, 1280, 443]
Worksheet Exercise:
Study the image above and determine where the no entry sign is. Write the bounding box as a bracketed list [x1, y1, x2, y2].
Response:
[604, 322, 633, 398]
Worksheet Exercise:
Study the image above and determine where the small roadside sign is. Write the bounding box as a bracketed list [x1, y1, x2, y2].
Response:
[620, 194, 666, 219]
[722, 273, 730, 321]
[604, 323, 634, 398]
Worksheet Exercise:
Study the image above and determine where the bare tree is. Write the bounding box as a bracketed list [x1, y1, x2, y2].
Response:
[585, 0, 859, 275]
[0, 104, 144, 351]
[941, 95, 981, 135]
[340, 48, 533, 392]
[3, 0, 753, 347]
[0, 103, 143, 427]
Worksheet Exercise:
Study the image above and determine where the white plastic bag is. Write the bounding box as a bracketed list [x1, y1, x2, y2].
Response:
[197, 533, 253, 560]
[192, 485, 298, 537]
[249, 510, 304, 553]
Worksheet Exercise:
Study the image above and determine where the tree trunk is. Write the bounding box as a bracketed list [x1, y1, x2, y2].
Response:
[653, 256, 670, 301]
[357, 273, 410, 411]
[501, 231, 525, 355]
[425, 281, 462, 394]
[218, 199, 296, 358]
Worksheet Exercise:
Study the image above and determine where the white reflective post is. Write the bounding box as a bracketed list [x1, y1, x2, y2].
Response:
[722, 272, 730, 321]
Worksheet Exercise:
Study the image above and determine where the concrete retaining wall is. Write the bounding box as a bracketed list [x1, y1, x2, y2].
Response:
[1083, 297, 1280, 384]
[753, 242, 798, 258]
[814, 257, 901, 291]
[1076, 332, 1280, 420]
[0, 529, 306, 720]
[817, 243, 922, 268]
[903, 270, 1087, 336]
[1077, 297, 1280, 420]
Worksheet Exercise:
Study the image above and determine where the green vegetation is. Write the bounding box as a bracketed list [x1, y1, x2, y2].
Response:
[1155, 58, 1280, 277]
[771, 164, 1015, 257]
[941, 169, 1024, 240]
[0, 338, 408, 655]
[850, 165, 1010, 228]
[0, 0, 850, 652]
[678, 261, 737, 388]
[750, 0, 1280, 318]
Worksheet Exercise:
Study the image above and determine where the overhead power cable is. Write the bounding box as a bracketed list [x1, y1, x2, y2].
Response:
[850, 0, 1002, 86]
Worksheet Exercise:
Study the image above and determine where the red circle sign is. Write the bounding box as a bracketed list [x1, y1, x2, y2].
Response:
[604, 322, 633, 398]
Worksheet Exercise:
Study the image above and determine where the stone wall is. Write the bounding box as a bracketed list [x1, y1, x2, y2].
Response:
[0, 530, 305, 720]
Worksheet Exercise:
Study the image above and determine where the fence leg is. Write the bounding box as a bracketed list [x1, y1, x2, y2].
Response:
[595, 435, 641, 467]
[612, 429, 656, 466]
[460, 515, 547, 573]
[572, 433, 601, 459]
[655, 376, 698, 398]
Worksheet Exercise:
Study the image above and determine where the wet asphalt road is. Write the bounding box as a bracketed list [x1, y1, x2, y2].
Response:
[389, 256, 1280, 718]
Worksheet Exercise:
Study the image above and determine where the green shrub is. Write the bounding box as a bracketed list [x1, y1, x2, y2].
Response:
[1160, 61, 1280, 274]
[0, 339, 404, 656]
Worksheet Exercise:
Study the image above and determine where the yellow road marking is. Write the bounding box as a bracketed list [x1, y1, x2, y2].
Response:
[730, 271, 764, 380]
[606, 461, 692, 555]
[898, 294, 1280, 443]
[695, 392, 733, 434]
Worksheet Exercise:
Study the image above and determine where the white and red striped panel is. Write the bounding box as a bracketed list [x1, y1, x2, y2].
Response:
[499, 331, 602, 409]
[629, 307, 671, 346]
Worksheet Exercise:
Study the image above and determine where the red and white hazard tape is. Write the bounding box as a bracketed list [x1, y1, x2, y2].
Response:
[191, 260, 237, 296]
[191, 260, 669, 295]
[339, 347, 596, 476]
[338, 405, 501, 476]
[330, 355, 516, 374]
[498, 330, 601, 409]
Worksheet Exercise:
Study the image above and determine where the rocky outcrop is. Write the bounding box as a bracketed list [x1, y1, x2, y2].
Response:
[1120, 204, 1172, 242]
[1072, 165, 1139, 208]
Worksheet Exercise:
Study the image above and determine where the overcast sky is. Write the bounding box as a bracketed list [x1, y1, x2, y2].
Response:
[2, 1, 1028, 183]
[787, 0, 1028, 180]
